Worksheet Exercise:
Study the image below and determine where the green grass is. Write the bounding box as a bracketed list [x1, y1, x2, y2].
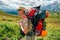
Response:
[0, 11, 60, 40]
[44, 16, 60, 40]
[0, 11, 22, 40]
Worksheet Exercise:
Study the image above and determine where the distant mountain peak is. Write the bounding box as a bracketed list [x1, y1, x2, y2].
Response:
[41, 1, 60, 12]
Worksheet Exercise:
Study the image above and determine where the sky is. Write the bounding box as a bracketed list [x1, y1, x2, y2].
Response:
[0, 0, 59, 9]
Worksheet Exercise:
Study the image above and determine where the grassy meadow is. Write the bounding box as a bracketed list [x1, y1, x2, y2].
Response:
[0, 10, 60, 40]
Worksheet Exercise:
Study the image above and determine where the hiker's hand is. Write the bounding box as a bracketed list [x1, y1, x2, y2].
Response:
[22, 27, 29, 34]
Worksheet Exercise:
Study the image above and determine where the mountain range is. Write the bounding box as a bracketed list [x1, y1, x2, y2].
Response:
[41, 1, 60, 12]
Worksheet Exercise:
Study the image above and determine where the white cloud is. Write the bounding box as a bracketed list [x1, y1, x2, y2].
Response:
[0, 0, 59, 9]
[40, 0, 55, 6]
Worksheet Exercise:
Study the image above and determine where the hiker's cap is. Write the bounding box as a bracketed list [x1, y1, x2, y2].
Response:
[18, 7, 25, 11]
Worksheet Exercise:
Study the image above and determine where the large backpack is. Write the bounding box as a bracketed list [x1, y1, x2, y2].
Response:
[31, 10, 46, 35]
[25, 8, 47, 36]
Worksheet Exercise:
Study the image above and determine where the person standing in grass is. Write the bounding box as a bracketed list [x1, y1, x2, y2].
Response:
[18, 7, 33, 38]
[18, 6, 49, 40]
[18, 7, 29, 35]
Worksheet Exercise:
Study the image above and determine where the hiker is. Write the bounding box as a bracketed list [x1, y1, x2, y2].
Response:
[18, 7, 29, 36]
[18, 7, 33, 37]
[18, 6, 49, 37]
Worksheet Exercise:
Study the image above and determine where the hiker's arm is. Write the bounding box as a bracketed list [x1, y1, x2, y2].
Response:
[19, 18, 29, 34]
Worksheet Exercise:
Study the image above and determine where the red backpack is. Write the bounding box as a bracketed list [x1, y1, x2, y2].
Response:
[26, 8, 48, 36]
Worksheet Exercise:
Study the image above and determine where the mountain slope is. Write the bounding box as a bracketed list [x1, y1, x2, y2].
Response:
[0, 8, 18, 15]
[0, 10, 20, 22]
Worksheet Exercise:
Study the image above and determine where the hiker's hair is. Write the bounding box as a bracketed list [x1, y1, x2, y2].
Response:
[18, 7, 25, 11]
